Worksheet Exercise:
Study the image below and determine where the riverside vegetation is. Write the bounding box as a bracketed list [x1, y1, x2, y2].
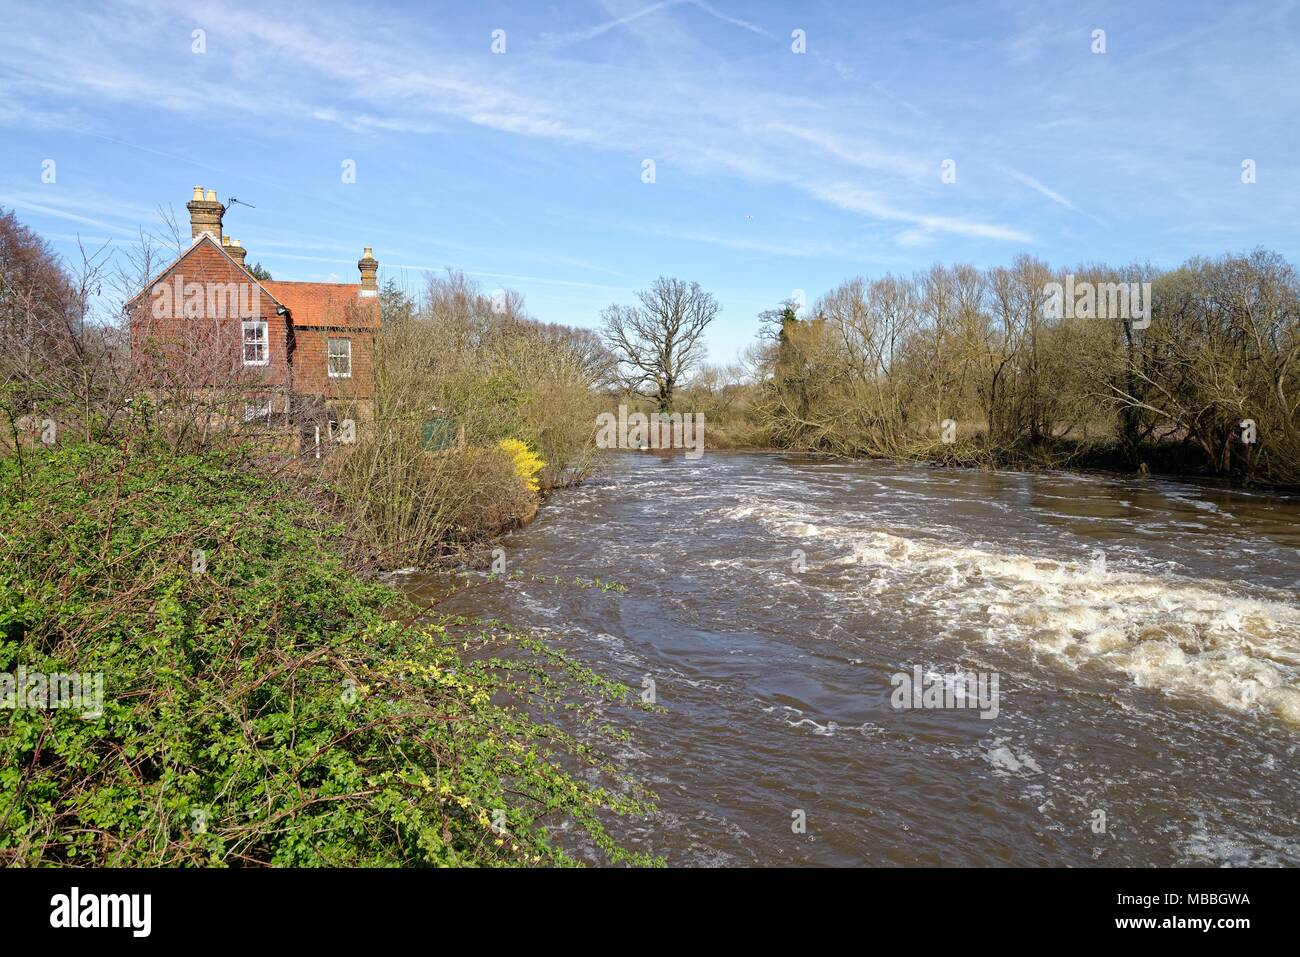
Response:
[0, 441, 657, 866]
[669, 253, 1300, 489]
[334, 271, 615, 566]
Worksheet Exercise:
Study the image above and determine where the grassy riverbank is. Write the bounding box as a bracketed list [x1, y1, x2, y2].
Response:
[0, 439, 656, 866]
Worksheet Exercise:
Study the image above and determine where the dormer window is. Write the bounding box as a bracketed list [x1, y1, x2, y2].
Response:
[242, 319, 268, 365]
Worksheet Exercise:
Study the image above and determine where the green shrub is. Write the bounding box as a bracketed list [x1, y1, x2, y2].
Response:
[0, 442, 656, 866]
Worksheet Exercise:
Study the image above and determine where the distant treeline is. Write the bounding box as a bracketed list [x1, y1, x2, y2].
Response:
[685, 250, 1299, 487]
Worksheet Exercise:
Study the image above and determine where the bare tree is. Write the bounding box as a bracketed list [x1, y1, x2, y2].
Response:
[0, 208, 126, 457]
[600, 277, 719, 411]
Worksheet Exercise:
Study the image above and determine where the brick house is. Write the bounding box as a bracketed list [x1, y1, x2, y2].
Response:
[128, 186, 380, 440]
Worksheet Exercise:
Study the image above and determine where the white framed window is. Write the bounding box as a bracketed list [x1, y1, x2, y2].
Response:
[242, 399, 272, 423]
[328, 337, 352, 378]
[242, 319, 268, 366]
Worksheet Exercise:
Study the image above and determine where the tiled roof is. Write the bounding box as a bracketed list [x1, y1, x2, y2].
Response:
[126, 233, 283, 308]
[261, 281, 380, 329]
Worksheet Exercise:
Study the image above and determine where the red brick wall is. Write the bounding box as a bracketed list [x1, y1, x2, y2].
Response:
[290, 327, 376, 400]
[129, 240, 289, 392]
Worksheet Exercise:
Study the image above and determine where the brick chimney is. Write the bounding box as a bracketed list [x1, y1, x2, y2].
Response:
[358, 247, 378, 293]
[187, 186, 223, 241]
[222, 236, 248, 268]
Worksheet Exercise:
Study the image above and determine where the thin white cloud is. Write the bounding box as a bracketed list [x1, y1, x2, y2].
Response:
[894, 228, 935, 248]
[0, 190, 150, 234]
[1004, 168, 1077, 211]
[753, 122, 929, 182]
[543, 0, 772, 46]
[805, 182, 1033, 243]
[690, 1, 772, 39]
[541, 0, 688, 46]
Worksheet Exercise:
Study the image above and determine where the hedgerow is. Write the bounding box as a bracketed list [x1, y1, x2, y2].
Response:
[0, 441, 657, 866]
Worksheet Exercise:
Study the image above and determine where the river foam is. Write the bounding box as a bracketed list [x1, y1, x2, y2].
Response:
[733, 501, 1300, 726]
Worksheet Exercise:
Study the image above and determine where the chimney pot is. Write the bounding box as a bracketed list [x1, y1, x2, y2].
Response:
[358, 247, 379, 291]
[186, 187, 225, 241]
[226, 238, 248, 267]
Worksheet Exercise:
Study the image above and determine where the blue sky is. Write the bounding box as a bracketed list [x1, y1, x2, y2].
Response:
[2, 0, 1298, 362]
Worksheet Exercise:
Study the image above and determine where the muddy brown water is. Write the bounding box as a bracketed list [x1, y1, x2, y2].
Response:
[398, 452, 1300, 866]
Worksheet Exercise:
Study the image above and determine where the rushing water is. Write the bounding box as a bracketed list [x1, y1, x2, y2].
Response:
[399, 452, 1300, 866]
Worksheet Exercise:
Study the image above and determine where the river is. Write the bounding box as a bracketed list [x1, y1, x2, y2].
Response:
[398, 452, 1300, 866]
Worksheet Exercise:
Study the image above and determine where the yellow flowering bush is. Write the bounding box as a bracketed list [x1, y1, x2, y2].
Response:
[498, 438, 546, 492]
